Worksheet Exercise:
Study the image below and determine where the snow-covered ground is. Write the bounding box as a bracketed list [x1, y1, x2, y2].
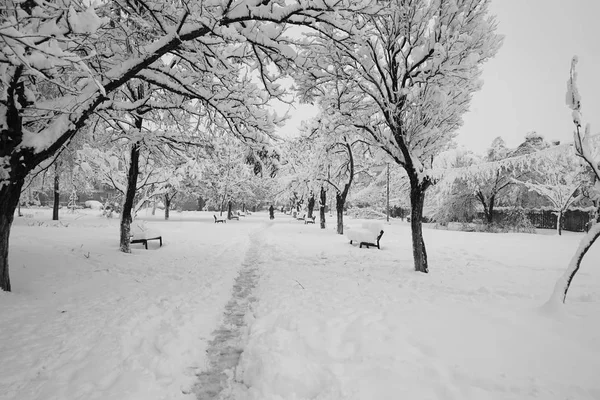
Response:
[1, 208, 599, 400]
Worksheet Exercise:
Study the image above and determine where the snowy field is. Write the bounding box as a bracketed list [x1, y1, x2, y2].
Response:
[1, 208, 599, 400]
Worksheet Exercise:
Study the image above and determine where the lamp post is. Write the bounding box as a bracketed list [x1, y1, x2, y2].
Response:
[374, 163, 390, 223]
[386, 163, 390, 223]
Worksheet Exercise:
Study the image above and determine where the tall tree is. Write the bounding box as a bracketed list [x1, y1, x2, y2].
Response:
[429, 148, 479, 225]
[307, 191, 315, 219]
[514, 152, 584, 235]
[197, 135, 256, 214]
[319, 186, 327, 229]
[293, 114, 372, 234]
[297, 0, 502, 272]
[475, 137, 513, 224]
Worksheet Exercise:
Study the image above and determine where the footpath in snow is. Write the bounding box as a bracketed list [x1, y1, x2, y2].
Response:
[1, 209, 600, 399]
[0, 209, 262, 400]
[193, 223, 267, 399]
[227, 215, 600, 400]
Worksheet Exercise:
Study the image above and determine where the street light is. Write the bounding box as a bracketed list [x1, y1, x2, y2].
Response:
[386, 163, 390, 223]
[373, 163, 390, 223]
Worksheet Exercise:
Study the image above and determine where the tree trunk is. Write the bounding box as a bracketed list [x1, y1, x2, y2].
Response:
[0, 179, 23, 292]
[227, 200, 232, 219]
[52, 169, 59, 221]
[336, 192, 344, 234]
[487, 196, 495, 224]
[557, 210, 563, 236]
[120, 140, 141, 253]
[319, 186, 326, 229]
[151, 198, 157, 216]
[410, 184, 429, 273]
[477, 191, 494, 224]
[548, 223, 600, 304]
[164, 194, 170, 220]
[308, 194, 315, 219]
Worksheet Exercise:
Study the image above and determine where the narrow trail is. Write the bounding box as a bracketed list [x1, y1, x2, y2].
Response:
[193, 224, 269, 399]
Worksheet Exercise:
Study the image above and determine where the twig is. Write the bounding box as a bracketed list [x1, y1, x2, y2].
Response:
[294, 279, 305, 289]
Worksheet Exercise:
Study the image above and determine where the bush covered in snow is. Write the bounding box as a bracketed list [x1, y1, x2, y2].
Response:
[500, 208, 537, 233]
[84, 200, 103, 210]
[346, 207, 388, 220]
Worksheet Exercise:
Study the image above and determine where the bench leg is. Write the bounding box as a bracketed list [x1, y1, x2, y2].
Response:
[144, 240, 148, 250]
[159, 237, 162, 247]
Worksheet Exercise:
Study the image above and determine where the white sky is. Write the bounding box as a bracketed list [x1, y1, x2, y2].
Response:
[458, 0, 600, 153]
[275, 0, 600, 154]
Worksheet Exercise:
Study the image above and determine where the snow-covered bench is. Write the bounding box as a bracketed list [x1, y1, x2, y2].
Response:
[130, 224, 162, 250]
[345, 221, 384, 249]
[304, 215, 316, 224]
[214, 214, 226, 223]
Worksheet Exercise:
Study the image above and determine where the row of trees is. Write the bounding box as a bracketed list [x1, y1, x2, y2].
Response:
[272, 0, 503, 274]
[430, 132, 599, 235]
[1, 0, 377, 291]
[19, 124, 276, 217]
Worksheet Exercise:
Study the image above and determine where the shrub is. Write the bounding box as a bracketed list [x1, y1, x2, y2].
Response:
[499, 208, 536, 233]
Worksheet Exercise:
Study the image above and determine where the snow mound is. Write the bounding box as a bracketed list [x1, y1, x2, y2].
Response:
[84, 200, 103, 210]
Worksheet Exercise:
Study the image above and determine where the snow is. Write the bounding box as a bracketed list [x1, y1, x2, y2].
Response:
[1, 209, 253, 400]
[2, 209, 600, 400]
[232, 221, 600, 399]
[83, 200, 102, 210]
[67, 6, 107, 35]
[130, 221, 162, 240]
[344, 221, 383, 245]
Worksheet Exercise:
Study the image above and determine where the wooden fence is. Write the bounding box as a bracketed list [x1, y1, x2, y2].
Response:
[490, 209, 592, 232]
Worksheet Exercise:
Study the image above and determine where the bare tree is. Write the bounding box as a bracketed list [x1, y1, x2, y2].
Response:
[548, 57, 600, 304]
[297, 0, 502, 272]
[514, 152, 584, 236]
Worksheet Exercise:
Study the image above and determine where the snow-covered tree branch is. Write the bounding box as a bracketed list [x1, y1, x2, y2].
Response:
[547, 57, 600, 305]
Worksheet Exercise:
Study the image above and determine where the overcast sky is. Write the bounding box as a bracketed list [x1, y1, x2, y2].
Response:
[457, 0, 600, 153]
[276, 0, 600, 155]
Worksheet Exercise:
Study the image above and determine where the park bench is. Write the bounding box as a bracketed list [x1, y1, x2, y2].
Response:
[304, 215, 316, 224]
[130, 224, 162, 250]
[345, 221, 384, 249]
[214, 214, 227, 223]
[296, 212, 306, 221]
